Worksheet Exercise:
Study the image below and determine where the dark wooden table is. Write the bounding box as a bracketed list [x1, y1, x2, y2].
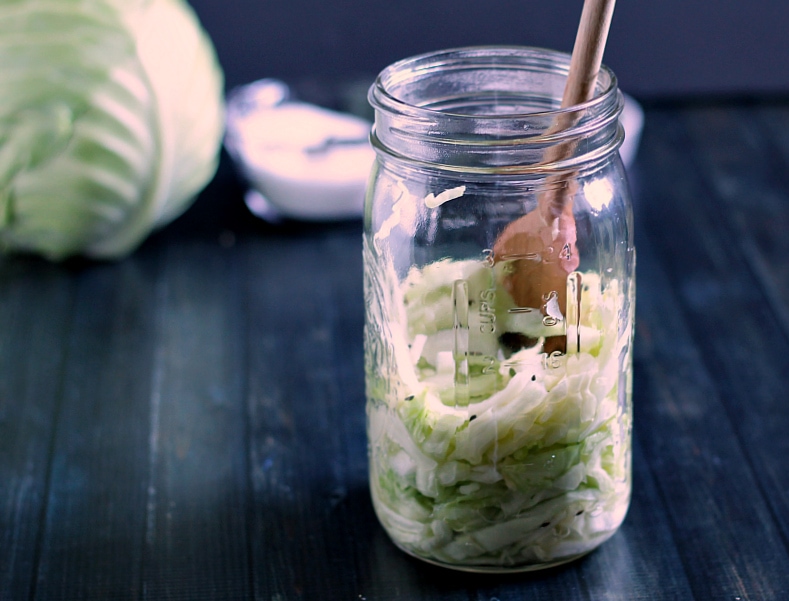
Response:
[2, 97, 789, 600]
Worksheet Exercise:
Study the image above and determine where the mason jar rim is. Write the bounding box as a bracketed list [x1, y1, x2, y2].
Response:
[368, 46, 624, 175]
[369, 45, 619, 122]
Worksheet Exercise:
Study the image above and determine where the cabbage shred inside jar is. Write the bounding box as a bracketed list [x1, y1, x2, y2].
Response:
[363, 46, 636, 572]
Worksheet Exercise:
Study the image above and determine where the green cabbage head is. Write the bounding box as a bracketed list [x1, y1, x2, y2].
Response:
[0, 0, 225, 260]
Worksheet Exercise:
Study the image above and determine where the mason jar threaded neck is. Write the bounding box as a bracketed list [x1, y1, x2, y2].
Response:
[369, 46, 624, 175]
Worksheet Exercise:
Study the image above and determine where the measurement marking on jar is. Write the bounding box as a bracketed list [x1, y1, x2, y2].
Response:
[452, 279, 470, 406]
[567, 272, 583, 354]
[479, 287, 496, 333]
[498, 252, 541, 262]
[481, 355, 497, 374]
[542, 290, 564, 327]
[543, 350, 565, 370]
[508, 307, 535, 314]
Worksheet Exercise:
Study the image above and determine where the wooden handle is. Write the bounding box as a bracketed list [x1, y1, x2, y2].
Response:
[563, 0, 617, 108]
[540, 0, 617, 217]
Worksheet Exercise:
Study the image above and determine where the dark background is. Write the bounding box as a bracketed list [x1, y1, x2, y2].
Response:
[188, 0, 789, 99]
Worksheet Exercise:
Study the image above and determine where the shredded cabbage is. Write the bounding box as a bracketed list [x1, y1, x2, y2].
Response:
[0, 0, 224, 260]
[365, 244, 633, 570]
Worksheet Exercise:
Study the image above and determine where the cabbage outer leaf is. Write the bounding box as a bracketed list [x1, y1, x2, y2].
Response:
[0, 0, 224, 259]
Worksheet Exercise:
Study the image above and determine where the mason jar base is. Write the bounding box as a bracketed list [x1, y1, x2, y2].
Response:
[390, 538, 597, 573]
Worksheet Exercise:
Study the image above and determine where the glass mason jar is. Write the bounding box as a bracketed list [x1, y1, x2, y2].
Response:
[363, 46, 635, 572]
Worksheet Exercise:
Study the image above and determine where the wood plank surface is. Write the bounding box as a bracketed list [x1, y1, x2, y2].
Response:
[0, 261, 77, 600]
[27, 258, 157, 600]
[637, 106, 789, 583]
[138, 240, 251, 600]
[2, 100, 789, 600]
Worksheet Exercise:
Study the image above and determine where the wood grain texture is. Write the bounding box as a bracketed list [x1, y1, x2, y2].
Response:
[2, 100, 789, 600]
[242, 226, 380, 601]
[29, 257, 160, 600]
[562, 0, 617, 108]
[0, 260, 76, 601]
[637, 105, 789, 599]
[138, 240, 251, 600]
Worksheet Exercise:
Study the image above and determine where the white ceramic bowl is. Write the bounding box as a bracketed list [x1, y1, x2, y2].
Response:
[225, 79, 375, 221]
